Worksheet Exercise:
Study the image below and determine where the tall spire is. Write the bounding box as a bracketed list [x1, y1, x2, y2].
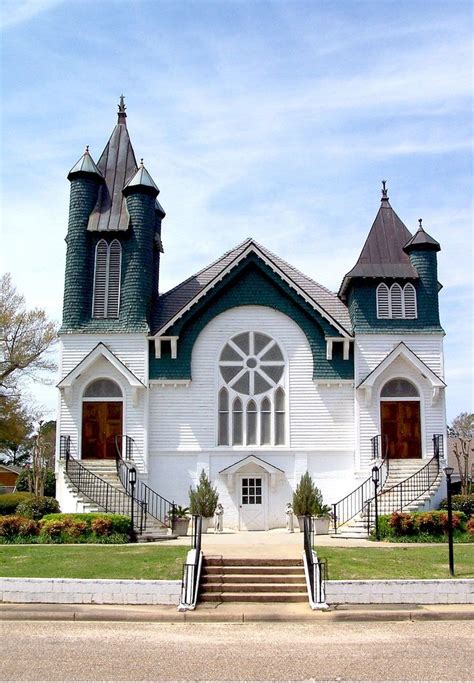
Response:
[118, 94, 127, 125]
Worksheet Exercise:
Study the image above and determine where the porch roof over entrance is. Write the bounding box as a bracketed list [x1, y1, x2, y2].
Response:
[219, 454, 285, 476]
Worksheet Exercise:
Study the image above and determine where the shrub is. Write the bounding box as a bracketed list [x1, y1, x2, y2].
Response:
[15, 496, 60, 520]
[18, 518, 40, 537]
[0, 492, 34, 516]
[292, 472, 323, 517]
[389, 512, 416, 535]
[189, 470, 219, 517]
[0, 515, 25, 539]
[39, 519, 66, 539]
[467, 517, 474, 536]
[15, 467, 56, 497]
[41, 513, 131, 536]
[439, 494, 474, 517]
[91, 517, 113, 536]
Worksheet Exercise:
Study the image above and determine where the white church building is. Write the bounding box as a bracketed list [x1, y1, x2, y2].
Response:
[55, 100, 447, 533]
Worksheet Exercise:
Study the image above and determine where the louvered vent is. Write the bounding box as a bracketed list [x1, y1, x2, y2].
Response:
[107, 239, 121, 318]
[93, 240, 108, 318]
[92, 239, 122, 318]
[376, 283, 390, 318]
[390, 284, 403, 318]
[403, 283, 417, 319]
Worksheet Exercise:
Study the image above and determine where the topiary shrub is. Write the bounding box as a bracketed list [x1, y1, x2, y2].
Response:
[0, 492, 34, 516]
[292, 472, 323, 517]
[439, 494, 474, 517]
[15, 496, 60, 520]
[189, 470, 219, 518]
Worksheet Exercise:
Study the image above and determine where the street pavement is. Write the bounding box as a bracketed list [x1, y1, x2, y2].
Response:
[1, 619, 473, 681]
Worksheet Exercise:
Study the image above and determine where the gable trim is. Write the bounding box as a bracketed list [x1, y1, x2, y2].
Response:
[153, 243, 352, 339]
[57, 343, 145, 390]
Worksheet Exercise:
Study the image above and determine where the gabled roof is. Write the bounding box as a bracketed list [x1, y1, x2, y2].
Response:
[219, 454, 284, 475]
[339, 185, 418, 299]
[87, 100, 138, 232]
[152, 238, 353, 337]
[57, 342, 145, 389]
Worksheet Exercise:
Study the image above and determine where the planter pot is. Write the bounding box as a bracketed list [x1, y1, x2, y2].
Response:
[313, 516, 331, 535]
[297, 516, 308, 532]
[173, 518, 190, 536]
[200, 517, 213, 533]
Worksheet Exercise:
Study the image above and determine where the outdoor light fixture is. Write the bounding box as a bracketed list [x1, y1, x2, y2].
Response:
[129, 467, 137, 485]
[129, 467, 137, 543]
[443, 466, 455, 576]
[372, 465, 380, 541]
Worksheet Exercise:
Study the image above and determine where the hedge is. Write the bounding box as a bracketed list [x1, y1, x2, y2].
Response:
[0, 513, 132, 544]
[16, 496, 60, 520]
[371, 510, 472, 542]
[439, 494, 474, 517]
[0, 493, 34, 516]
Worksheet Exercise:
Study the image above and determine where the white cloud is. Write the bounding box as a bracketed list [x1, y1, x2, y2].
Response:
[0, 0, 62, 29]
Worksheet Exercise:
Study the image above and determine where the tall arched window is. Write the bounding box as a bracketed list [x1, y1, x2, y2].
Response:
[93, 239, 122, 318]
[217, 331, 287, 446]
[376, 282, 417, 320]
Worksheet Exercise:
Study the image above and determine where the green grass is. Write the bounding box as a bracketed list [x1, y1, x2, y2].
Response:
[317, 545, 474, 580]
[0, 544, 189, 580]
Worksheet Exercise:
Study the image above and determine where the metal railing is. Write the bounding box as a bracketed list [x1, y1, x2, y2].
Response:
[60, 435, 146, 535]
[114, 434, 176, 530]
[179, 515, 203, 610]
[303, 515, 327, 607]
[332, 434, 388, 533]
[365, 434, 444, 534]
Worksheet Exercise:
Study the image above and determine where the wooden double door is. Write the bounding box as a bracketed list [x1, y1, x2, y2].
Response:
[381, 401, 421, 459]
[82, 401, 123, 459]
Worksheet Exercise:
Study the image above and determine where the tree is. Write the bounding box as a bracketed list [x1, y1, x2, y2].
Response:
[448, 412, 474, 495]
[0, 394, 33, 466]
[0, 273, 57, 394]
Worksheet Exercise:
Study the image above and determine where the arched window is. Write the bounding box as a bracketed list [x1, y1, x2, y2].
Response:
[83, 378, 122, 398]
[403, 283, 417, 319]
[218, 388, 229, 445]
[381, 378, 419, 398]
[376, 282, 417, 320]
[218, 331, 287, 446]
[376, 283, 390, 319]
[92, 239, 122, 318]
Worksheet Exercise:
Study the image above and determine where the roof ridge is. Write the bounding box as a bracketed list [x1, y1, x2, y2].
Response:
[159, 237, 253, 298]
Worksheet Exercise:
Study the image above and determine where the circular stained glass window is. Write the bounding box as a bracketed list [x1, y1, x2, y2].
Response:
[219, 332, 284, 396]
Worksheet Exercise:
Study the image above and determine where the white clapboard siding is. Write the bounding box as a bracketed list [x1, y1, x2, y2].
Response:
[60, 334, 148, 382]
[149, 306, 354, 452]
[355, 334, 444, 384]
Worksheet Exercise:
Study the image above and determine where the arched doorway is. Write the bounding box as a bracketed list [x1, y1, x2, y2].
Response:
[82, 379, 123, 459]
[380, 378, 421, 459]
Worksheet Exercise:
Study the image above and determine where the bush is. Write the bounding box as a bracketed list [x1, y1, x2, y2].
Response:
[91, 517, 113, 536]
[467, 517, 474, 536]
[377, 510, 467, 541]
[16, 496, 60, 520]
[15, 467, 56, 497]
[292, 472, 323, 517]
[439, 494, 474, 517]
[189, 470, 219, 517]
[41, 513, 131, 536]
[0, 515, 40, 540]
[389, 512, 416, 535]
[0, 492, 34, 516]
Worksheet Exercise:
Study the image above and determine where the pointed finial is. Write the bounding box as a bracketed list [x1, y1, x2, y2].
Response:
[140, 158, 144, 166]
[381, 180, 389, 201]
[85, 145, 90, 154]
[117, 95, 127, 123]
[418, 218, 423, 230]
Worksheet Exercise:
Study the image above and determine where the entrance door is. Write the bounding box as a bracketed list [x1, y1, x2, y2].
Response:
[381, 401, 421, 459]
[82, 401, 123, 459]
[239, 475, 267, 530]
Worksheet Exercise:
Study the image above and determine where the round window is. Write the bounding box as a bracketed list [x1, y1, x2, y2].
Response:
[219, 332, 284, 396]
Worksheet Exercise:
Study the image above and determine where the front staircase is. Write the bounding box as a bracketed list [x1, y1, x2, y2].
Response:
[333, 456, 443, 539]
[199, 557, 308, 603]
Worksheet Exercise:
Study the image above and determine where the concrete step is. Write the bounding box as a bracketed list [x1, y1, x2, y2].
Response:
[203, 565, 304, 576]
[201, 582, 307, 593]
[200, 592, 308, 603]
[204, 558, 303, 567]
[201, 573, 305, 584]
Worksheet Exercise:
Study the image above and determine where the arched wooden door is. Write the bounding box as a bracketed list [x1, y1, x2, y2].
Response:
[81, 379, 123, 459]
[380, 379, 421, 459]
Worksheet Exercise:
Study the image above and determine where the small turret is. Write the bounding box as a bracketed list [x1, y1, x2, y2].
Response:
[403, 219, 442, 328]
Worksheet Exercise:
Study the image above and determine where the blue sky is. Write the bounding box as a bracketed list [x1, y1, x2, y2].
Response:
[0, 0, 472, 422]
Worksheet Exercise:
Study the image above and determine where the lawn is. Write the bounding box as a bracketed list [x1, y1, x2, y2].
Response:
[317, 545, 474, 580]
[0, 544, 189, 580]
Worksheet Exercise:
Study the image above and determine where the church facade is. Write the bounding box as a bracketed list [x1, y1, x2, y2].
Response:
[55, 101, 447, 530]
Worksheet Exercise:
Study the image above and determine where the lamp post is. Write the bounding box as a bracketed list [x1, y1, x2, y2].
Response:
[371, 465, 380, 541]
[129, 467, 137, 542]
[443, 466, 454, 576]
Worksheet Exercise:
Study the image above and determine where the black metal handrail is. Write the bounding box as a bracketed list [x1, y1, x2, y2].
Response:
[365, 433, 444, 534]
[114, 434, 176, 530]
[332, 434, 388, 533]
[179, 515, 203, 609]
[60, 435, 145, 535]
[303, 515, 327, 606]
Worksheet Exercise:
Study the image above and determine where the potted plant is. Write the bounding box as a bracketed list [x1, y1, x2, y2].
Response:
[168, 505, 190, 536]
[189, 469, 219, 533]
[292, 472, 331, 533]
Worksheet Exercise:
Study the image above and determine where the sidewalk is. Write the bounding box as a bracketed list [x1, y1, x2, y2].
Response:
[1, 602, 472, 623]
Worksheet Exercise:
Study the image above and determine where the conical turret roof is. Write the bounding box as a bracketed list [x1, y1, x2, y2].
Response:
[338, 182, 418, 299]
[123, 159, 159, 197]
[404, 219, 440, 252]
[87, 96, 138, 231]
[68, 146, 103, 180]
